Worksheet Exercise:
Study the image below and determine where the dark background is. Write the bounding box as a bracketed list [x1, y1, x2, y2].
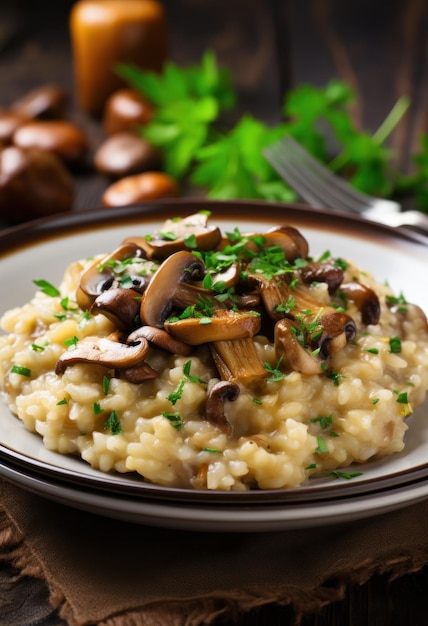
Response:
[1, 2, 428, 624]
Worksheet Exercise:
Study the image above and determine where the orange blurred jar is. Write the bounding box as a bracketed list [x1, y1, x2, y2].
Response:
[70, 0, 167, 115]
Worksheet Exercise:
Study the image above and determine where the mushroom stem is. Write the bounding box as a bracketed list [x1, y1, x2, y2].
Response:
[210, 338, 267, 383]
[274, 318, 323, 375]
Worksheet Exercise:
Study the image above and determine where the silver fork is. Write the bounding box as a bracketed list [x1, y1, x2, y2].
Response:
[263, 135, 428, 234]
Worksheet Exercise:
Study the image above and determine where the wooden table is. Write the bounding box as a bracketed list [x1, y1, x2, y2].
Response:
[1, 1, 428, 624]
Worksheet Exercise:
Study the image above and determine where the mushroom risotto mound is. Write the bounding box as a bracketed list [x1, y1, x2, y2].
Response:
[1, 212, 428, 491]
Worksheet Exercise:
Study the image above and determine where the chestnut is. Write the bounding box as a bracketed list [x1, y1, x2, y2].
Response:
[103, 89, 154, 135]
[0, 146, 74, 222]
[13, 120, 89, 166]
[94, 132, 162, 178]
[102, 171, 179, 206]
[11, 84, 67, 120]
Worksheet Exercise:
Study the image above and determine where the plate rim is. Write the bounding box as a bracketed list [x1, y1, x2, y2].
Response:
[1, 199, 428, 524]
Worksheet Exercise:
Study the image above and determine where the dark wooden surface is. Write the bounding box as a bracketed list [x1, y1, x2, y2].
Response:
[1, 1, 428, 624]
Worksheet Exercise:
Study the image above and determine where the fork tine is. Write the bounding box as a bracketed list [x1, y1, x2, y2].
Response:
[264, 136, 373, 214]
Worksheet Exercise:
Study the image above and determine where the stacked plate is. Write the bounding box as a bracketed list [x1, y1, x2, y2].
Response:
[1, 200, 428, 532]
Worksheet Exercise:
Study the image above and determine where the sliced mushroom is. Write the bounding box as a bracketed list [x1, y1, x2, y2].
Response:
[55, 334, 149, 374]
[388, 302, 428, 337]
[266, 225, 309, 260]
[164, 310, 261, 345]
[274, 318, 323, 375]
[300, 261, 344, 294]
[210, 338, 267, 383]
[77, 242, 150, 310]
[121, 362, 159, 383]
[90, 288, 141, 331]
[127, 325, 192, 355]
[139, 250, 206, 327]
[205, 380, 240, 434]
[338, 283, 380, 325]
[260, 228, 309, 262]
[314, 310, 357, 360]
[124, 212, 222, 260]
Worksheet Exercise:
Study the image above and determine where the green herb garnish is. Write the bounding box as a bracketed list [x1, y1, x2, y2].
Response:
[33, 279, 60, 297]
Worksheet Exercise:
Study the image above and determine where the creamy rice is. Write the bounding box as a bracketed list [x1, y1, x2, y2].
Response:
[1, 217, 428, 491]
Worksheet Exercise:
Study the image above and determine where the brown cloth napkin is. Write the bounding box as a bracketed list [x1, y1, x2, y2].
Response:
[0, 478, 428, 626]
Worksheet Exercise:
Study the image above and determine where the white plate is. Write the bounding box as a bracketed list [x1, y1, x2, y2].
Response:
[1, 199, 428, 530]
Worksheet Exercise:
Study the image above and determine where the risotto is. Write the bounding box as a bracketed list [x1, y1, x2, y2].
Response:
[1, 212, 428, 491]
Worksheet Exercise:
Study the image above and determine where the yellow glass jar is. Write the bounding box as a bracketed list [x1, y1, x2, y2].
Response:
[70, 0, 168, 115]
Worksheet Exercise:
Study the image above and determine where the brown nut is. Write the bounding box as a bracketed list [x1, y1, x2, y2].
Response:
[102, 171, 179, 206]
[0, 109, 30, 145]
[94, 132, 162, 178]
[0, 146, 74, 222]
[11, 85, 67, 120]
[13, 120, 89, 166]
[103, 89, 154, 135]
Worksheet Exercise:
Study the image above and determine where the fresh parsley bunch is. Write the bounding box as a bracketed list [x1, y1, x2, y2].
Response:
[117, 51, 428, 211]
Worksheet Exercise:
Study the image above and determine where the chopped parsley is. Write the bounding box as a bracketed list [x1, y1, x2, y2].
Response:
[162, 411, 183, 430]
[389, 336, 402, 353]
[93, 402, 104, 415]
[31, 343, 46, 352]
[364, 347, 379, 354]
[56, 398, 68, 406]
[11, 365, 31, 377]
[264, 357, 285, 382]
[327, 471, 363, 480]
[103, 375, 110, 395]
[104, 410, 122, 435]
[315, 435, 329, 455]
[311, 414, 333, 430]
[64, 336, 80, 349]
[328, 370, 344, 386]
[167, 360, 207, 405]
[33, 279, 60, 297]
[386, 292, 408, 313]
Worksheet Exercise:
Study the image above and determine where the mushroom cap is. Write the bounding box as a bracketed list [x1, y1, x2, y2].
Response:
[55, 334, 149, 374]
[339, 282, 380, 325]
[164, 310, 261, 345]
[90, 287, 142, 331]
[77, 242, 149, 309]
[300, 261, 344, 294]
[140, 250, 206, 328]
[127, 325, 192, 355]
[262, 227, 309, 261]
[124, 212, 222, 260]
[205, 380, 240, 433]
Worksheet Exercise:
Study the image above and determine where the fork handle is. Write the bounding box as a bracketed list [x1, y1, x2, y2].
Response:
[374, 210, 428, 236]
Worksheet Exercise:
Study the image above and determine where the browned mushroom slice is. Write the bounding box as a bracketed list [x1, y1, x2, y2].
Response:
[124, 212, 222, 260]
[274, 318, 323, 375]
[121, 362, 159, 383]
[313, 310, 356, 359]
[300, 261, 344, 294]
[91, 287, 141, 331]
[388, 302, 428, 337]
[164, 310, 261, 345]
[338, 283, 380, 325]
[205, 380, 240, 434]
[210, 338, 267, 383]
[127, 325, 192, 355]
[77, 242, 149, 310]
[55, 334, 149, 374]
[261, 227, 309, 262]
[140, 250, 206, 328]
